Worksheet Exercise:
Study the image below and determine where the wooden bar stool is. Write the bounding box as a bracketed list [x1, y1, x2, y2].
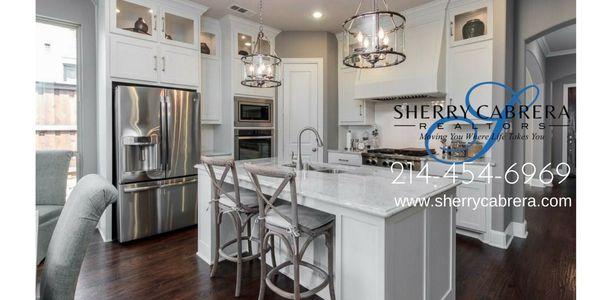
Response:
[200, 156, 276, 297]
[244, 163, 336, 300]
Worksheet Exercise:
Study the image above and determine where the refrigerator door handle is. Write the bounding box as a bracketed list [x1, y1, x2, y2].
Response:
[160, 179, 198, 188]
[123, 185, 160, 193]
[160, 94, 169, 172]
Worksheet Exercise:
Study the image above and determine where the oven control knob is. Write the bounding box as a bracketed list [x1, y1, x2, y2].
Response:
[368, 158, 377, 165]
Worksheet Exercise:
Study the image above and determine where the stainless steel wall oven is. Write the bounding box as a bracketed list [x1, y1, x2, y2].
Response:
[234, 128, 274, 160]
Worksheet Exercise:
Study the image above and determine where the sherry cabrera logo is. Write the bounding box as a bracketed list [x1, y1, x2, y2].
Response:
[391, 82, 571, 164]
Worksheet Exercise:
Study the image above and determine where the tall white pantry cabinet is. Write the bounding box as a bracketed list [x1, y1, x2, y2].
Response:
[96, 0, 208, 241]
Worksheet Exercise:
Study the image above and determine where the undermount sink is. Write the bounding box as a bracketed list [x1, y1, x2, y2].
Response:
[281, 162, 346, 174]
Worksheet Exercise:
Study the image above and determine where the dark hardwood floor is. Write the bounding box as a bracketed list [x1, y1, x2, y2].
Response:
[456, 178, 576, 299]
[38, 178, 575, 299]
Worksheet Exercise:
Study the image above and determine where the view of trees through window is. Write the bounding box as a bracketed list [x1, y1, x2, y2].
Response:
[36, 21, 78, 195]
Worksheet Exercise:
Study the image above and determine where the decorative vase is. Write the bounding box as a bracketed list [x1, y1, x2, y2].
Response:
[462, 19, 485, 39]
[201, 42, 210, 54]
[134, 17, 149, 34]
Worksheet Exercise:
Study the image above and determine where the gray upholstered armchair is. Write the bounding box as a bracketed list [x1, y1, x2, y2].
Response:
[36, 150, 74, 264]
[39, 174, 118, 300]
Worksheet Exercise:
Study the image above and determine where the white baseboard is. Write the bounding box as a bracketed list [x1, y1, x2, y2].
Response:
[488, 227, 513, 249]
[486, 220, 528, 249]
[509, 220, 528, 239]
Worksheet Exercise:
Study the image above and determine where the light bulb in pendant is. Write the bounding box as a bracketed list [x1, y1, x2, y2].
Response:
[356, 32, 364, 43]
[257, 64, 265, 75]
[363, 37, 370, 48]
[383, 36, 389, 46]
[249, 65, 255, 76]
[378, 27, 385, 40]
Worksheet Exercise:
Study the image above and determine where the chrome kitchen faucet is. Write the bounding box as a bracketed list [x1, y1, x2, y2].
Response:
[297, 126, 324, 171]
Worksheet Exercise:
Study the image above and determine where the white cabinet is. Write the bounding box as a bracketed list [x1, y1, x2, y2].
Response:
[110, 35, 159, 82]
[110, 35, 198, 86]
[446, 0, 494, 122]
[110, 0, 159, 42]
[201, 56, 221, 123]
[159, 44, 199, 86]
[455, 182, 487, 232]
[338, 68, 374, 125]
[328, 151, 362, 166]
[108, 0, 204, 88]
[159, 5, 199, 49]
[448, 0, 493, 47]
[446, 39, 493, 119]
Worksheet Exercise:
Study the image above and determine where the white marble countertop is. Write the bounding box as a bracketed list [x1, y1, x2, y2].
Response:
[195, 157, 460, 218]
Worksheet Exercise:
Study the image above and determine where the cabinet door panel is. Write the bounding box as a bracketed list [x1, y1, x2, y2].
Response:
[160, 6, 199, 49]
[447, 40, 493, 119]
[159, 44, 199, 86]
[455, 183, 487, 232]
[338, 69, 364, 124]
[201, 57, 221, 123]
[110, 35, 158, 82]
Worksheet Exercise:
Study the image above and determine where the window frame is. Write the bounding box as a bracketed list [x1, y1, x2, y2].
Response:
[36, 16, 83, 181]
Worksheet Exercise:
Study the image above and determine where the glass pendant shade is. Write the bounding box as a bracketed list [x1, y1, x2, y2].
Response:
[241, 31, 281, 88]
[343, 0, 406, 68]
[241, 0, 281, 88]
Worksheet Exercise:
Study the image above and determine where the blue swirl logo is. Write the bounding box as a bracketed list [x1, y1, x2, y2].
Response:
[424, 82, 540, 164]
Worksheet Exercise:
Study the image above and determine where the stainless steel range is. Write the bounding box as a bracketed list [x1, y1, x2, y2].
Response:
[362, 148, 434, 171]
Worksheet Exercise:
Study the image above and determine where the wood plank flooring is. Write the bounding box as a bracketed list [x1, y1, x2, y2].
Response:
[38, 178, 576, 299]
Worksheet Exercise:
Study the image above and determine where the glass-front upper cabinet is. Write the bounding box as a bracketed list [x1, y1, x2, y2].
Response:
[112, 0, 158, 41]
[448, 1, 493, 47]
[236, 32, 271, 56]
[161, 7, 198, 49]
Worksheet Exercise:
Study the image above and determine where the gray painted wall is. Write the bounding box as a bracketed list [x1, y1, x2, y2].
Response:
[275, 31, 339, 151]
[36, 0, 98, 177]
[545, 54, 576, 167]
[509, 0, 575, 225]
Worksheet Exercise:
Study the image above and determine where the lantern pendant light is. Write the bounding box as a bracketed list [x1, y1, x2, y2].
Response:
[342, 0, 406, 68]
[241, 0, 281, 88]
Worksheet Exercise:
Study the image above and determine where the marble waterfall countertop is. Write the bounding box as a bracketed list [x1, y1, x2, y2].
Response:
[195, 157, 460, 218]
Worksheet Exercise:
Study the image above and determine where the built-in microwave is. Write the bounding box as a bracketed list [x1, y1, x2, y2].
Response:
[234, 96, 273, 127]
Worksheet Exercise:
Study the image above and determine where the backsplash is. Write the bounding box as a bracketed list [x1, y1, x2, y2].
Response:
[338, 99, 492, 157]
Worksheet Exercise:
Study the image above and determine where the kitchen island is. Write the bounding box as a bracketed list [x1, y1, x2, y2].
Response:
[195, 158, 459, 300]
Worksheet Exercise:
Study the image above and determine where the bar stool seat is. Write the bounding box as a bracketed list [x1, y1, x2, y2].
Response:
[266, 204, 335, 233]
[220, 189, 260, 209]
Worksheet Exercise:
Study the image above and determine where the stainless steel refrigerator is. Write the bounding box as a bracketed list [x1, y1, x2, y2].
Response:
[114, 85, 200, 242]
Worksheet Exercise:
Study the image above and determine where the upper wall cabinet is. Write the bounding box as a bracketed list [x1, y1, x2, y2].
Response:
[111, 0, 199, 49]
[448, 0, 493, 47]
[107, 0, 206, 88]
[200, 17, 222, 124]
[111, 0, 159, 41]
[160, 5, 199, 49]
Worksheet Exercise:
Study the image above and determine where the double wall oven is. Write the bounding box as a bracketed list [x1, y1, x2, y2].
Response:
[234, 96, 275, 160]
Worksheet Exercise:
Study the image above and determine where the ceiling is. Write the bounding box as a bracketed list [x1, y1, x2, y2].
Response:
[538, 24, 576, 57]
[192, 0, 435, 32]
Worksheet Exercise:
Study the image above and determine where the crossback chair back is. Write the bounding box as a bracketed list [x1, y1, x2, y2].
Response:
[200, 156, 245, 209]
[244, 163, 300, 236]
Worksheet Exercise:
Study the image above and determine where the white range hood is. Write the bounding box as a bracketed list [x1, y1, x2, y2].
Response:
[354, 2, 447, 101]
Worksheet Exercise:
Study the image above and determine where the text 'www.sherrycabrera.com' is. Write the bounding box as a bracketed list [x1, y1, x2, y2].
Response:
[394, 194, 572, 210]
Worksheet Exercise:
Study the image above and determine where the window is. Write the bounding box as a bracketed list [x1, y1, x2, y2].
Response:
[63, 63, 76, 82]
[36, 20, 79, 195]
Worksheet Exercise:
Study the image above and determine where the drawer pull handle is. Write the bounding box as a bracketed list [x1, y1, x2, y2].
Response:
[338, 159, 349, 162]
